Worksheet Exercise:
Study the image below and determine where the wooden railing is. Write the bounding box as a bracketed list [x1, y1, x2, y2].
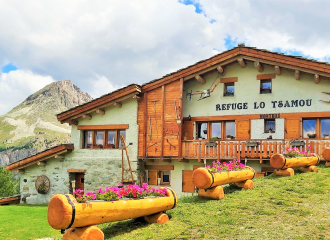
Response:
[182, 139, 330, 161]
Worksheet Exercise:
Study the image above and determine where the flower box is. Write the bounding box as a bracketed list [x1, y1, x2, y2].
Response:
[205, 141, 217, 147]
[290, 140, 305, 147]
[48, 187, 178, 230]
[270, 153, 320, 170]
[245, 141, 259, 147]
[307, 133, 316, 139]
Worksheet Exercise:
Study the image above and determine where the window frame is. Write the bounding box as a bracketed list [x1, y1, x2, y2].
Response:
[147, 170, 171, 186]
[302, 118, 318, 139]
[224, 82, 235, 97]
[260, 79, 272, 94]
[82, 129, 126, 149]
[196, 121, 236, 140]
[264, 119, 276, 133]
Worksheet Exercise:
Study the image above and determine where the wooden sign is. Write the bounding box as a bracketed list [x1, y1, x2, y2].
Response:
[260, 114, 280, 119]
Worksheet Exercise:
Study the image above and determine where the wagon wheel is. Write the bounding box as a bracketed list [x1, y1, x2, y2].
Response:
[35, 175, 50, 194]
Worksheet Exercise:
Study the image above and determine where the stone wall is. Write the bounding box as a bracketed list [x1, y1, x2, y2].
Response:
[20, 98, 142, 204]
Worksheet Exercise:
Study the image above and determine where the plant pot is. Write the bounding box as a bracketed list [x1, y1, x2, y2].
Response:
[290, 140, 305, 147]
[192, 167, 255, 189]
[270, 154, 320, 169]
[205, 142, 217, 147]
[246, 141, 259, 147]
[47, 187, 178, 230]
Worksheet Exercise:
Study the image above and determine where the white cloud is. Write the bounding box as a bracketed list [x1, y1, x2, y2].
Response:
[0, 70, 54, 115]
[0, 0, 330, 115]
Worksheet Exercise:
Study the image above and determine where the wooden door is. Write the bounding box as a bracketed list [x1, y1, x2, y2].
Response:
[75, 173, 85, 191]
[182, 170, 195, 193]
[236, 120, 250, 140]
[148, 170, 158, 185]
[285, 119, 301, 139]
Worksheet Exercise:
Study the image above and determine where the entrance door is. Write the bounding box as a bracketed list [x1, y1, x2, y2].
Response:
[182, 170, 195, 193]
[75, 173, 85, 192]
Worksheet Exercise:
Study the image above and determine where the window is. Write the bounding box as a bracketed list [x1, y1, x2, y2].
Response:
[303, 119, 316, 138]
[197, 122, 208, 139]
[160, 171, 170, 184]
[321, 119, 330, 138]
[264, 119, 275, 133]
[260, 79, 272, 94]
[82, 129, 126, 149]
[211, 122, 221, 139]
[196, 121, 235, 140]
[147, 170, 171, 185]
[224, 82, 234, 96]
[225, 121, 236, 139]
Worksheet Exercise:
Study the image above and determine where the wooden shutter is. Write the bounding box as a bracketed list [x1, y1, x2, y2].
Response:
[148, 171, 158, 185]
[285, 119, 301, 139]
[182, 121, 194, 140]
[236, 120, 250, 140]
[182, 170, 195, 193]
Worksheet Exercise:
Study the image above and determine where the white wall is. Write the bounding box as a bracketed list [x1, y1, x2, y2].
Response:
[251, 118, 285, 139]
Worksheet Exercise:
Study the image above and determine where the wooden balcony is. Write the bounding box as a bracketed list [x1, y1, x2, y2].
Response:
[182, 139, 330, 162]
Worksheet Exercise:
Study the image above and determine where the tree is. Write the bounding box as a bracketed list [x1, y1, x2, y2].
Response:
[0, 166, 18, 197]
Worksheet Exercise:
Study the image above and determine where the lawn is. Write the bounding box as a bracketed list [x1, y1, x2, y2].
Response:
[1, 165, 330, 240]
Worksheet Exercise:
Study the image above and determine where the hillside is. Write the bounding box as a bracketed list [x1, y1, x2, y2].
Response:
[0, 80, 92, 167]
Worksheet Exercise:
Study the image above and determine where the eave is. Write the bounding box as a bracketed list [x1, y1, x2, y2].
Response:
[6, 144, 74, 171]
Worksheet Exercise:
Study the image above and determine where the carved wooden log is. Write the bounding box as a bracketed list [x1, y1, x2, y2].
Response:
[270, 154, 320, 169]
[63, 226, 104, 240]
[274, 168, 294, 176]
[235, 180, 254, 189]
[144, 213, 169, 225]
[198, 186, 224, 200]
[48, 187, 177, 230]
[299, 166, 318, 172]
[192, 167, 255, 189]
[322, 148, 330, 161]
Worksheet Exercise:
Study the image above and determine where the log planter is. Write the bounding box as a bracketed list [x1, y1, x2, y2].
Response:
[270, 153, 320, 176]
[192, 167, 255, 200]
[48, 187, 177, 239]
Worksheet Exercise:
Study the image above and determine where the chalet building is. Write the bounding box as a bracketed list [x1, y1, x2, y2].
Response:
[7, 45, 330, 203]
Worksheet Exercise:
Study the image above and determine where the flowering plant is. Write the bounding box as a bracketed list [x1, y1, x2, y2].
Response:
[73, 183, 167, 203]
[206, 159, 246, 173]
[283, 146, 315, 158]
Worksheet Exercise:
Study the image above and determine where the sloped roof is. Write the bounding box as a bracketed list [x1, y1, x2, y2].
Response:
[6, 144, 74, 171]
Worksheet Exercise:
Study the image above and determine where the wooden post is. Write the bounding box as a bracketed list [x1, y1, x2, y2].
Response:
[143, 92, 148, 157]
[161, 86, 165, 158]
[178, 78, 184, 160]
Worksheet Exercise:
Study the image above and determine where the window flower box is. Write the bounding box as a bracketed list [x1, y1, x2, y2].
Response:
[290, 140, 305, 147]
[307, 133, 316, 139]
[245, 141, 259, 147]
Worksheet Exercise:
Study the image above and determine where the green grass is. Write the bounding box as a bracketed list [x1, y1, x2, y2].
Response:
[2, 166, 330, 239]
[0, 205, 61, 240]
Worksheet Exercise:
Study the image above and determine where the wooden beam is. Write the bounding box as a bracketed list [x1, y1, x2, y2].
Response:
[178, 78, 184, 159]
[257, 74, 276, 80]
[133, 95, 141, 99]
[67, 169, 86, 173]
[54, 154, 64, 159]
[77, 124, 129, 130]
[68, 120, 78, 126]
[254, 61, 263, 72]
[314, 74, 320, 84]
[216, 65, 224, 75]
[237, 58, 246, 68]
[220, 77, 238, 83]
[295, 70, 300, 80]
[145, 165, 174, 171]
[114, 102, 122, 108]
[143, 159, 154, 163]
[82, 114, 92, 120]
[95, 109, 105, 115]
[195, 75, 206, 84]
[275, 66, 281, 76]
[37, 161, 46, 166]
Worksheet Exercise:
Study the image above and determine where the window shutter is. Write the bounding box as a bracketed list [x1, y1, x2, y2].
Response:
[285, 119, 301, 139]
[236, 120, 250, 140]
[148, 171, 158, 185]
[182, 121, 194, 140]
[182, 170, 195, 193]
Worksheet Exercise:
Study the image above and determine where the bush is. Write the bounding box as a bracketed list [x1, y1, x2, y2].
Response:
[0, 166, 19, 197]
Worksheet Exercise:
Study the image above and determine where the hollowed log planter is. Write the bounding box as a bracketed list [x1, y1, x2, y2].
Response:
[48, 187, 177, 231]
[192, 167, 255, 199]
[270, 154, 320, 176]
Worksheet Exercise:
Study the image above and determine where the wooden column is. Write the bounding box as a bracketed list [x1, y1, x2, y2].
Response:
[143, 92, 148, 158]
[178, 78, 184, 159]
[161, 86, 165, 158]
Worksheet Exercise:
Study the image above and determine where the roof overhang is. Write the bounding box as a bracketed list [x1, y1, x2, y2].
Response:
[57, 84, 141, 124]
[6, 144, 74, 171]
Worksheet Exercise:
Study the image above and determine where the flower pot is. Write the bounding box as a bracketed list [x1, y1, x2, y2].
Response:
[270, 153, 320, 169]
[205, 142, 217, 147]
[246, 141, 259, 147]
[192, 167, 255, 189]
[47, 187, 178, 230]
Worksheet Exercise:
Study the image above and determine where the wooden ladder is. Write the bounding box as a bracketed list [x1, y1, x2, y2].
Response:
[121, 135, 134, 184]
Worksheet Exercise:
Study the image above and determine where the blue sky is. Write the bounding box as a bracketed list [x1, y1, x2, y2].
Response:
[2, 63, 17, 73]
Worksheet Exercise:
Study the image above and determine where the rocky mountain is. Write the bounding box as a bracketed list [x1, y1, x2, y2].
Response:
[0, 80, 92, 167]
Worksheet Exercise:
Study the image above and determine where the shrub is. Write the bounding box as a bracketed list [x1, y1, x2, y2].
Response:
[0, 166, 19, 197]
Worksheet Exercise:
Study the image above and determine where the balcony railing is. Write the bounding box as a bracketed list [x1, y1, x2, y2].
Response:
[182, 139, 330, 162]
